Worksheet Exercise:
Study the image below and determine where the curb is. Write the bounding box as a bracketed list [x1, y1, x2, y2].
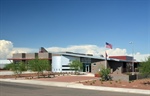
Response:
[66, 84, 150, 95]
[0, 79, 150, 95]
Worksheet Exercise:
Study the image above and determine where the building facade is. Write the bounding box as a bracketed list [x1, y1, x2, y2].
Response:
[8, 47, 139, 74]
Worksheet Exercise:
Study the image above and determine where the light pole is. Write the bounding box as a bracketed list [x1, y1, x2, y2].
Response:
[129, 41, 134, 75]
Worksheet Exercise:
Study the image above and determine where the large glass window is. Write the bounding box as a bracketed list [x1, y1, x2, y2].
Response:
[80, 58, 91, 63]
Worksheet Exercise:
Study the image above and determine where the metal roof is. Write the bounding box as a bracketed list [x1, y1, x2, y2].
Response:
[52, 52, 139, 63]
[52, 52, 106, 60]
[108, 58, 131, 62]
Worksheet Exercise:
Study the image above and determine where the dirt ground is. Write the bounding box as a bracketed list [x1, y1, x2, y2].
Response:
[0, 72, 150, 90]
[0, 72, 38, 79]
[81, 78, 150, 90]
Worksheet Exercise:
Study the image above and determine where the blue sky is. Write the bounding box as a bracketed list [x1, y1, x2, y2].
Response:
[0, 0, 150, 57]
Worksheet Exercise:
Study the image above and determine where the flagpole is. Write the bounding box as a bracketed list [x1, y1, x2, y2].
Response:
[105, 51, 107, 69]
[105, 42, 112, 69]
[105, 45, 107, 69]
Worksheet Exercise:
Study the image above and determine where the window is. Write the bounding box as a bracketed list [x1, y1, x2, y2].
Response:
[62, 69, 75, 71]
[62, 65, 70, 67]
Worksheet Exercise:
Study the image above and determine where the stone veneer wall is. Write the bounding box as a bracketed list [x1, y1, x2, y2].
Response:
[110, 74, 136, 82]
[91, 61, 105, 74]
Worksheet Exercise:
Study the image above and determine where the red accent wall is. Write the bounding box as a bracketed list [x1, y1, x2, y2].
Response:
[109, 56, 127, 60]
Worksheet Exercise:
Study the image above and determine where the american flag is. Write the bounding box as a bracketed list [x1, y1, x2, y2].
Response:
[106, 42, 112, 49]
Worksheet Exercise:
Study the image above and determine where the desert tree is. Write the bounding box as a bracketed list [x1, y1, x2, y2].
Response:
[6, 61, 27, 77]
[28, 57, 50, 77]
[139, 56, 150, 78]
[69, 60, 83, 74]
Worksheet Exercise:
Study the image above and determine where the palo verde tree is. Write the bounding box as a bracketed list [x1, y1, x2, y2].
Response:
[69, 60, 83, 74]
[6, 61, 27, 77]
[139, 56, 150, 78]
[28, 57, 50, 77]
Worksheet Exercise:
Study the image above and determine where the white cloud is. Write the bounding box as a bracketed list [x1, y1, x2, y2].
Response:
[0, 40, 149, 61]
[0, 40, 37, 59]
[47, 45, 128, 56]
[133, 52, 149, 62]
[12, 48, 37, 53]
[0, 40, 13, 59]
[47, 45, 105, 56]
[47, 45, 149, 61]
[106, 48, 127, 56]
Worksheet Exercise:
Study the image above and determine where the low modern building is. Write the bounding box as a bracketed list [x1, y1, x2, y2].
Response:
[8, 47, 139, 74]
[52, 52, 105, 73]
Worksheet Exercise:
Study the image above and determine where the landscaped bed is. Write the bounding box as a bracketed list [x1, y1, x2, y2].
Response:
[0, 72, 72, 79]
[81, 78, 150, 90]
[0, 73, 38, 79]
[0, 71, 150, 90]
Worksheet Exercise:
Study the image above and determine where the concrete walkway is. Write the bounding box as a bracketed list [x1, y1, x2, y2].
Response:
[0, 78, 149, 95]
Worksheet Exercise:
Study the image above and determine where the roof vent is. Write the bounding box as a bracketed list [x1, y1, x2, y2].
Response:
[39, 47, 48, 53]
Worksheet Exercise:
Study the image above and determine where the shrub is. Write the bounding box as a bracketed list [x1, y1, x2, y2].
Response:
[126, 72, 132, 75]
[3, 64, 13, 70]
[139, 56, 150, 78]
[92, 80, 96, 84]
[99, 68, 111, 81]
[119, 80, 121, 84]
[109, 81, 112, 84]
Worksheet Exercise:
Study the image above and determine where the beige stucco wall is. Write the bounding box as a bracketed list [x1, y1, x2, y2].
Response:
[13, 53, 23, 59]
[38, 53, 49, 58]
[26, 53, 36, 59]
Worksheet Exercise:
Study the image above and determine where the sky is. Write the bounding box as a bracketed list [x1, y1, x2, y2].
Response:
[0, 0, 150, 61]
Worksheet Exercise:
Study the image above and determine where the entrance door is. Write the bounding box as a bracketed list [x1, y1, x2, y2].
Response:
[85, 65, 89, 72]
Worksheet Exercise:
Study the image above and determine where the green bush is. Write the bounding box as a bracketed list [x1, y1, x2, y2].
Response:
[3, 64, 13, 70]
[139, 56, 150, 78]
[99, 68, 111, 81]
